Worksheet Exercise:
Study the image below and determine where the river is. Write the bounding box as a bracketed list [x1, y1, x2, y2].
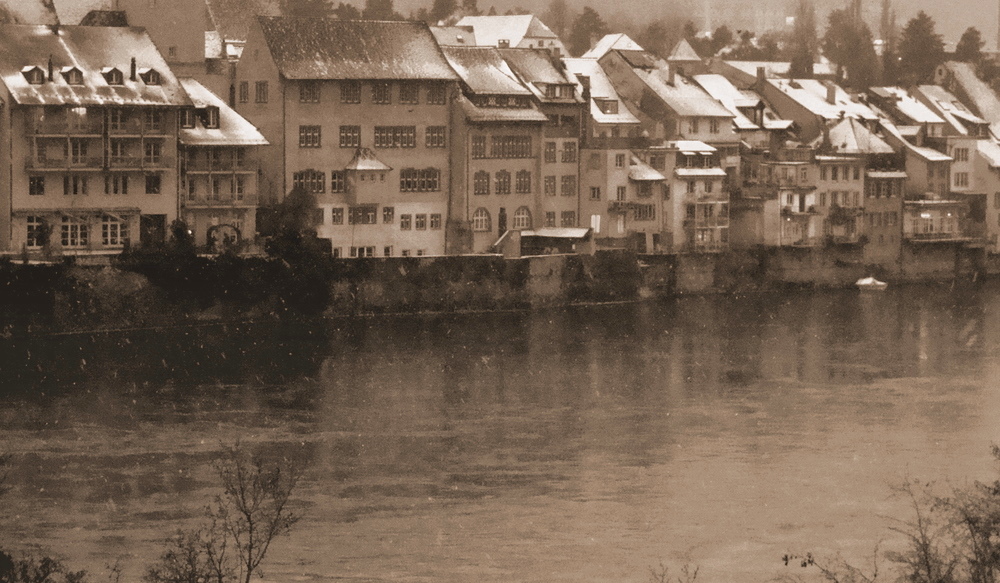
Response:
[2, 283, 1000, 583]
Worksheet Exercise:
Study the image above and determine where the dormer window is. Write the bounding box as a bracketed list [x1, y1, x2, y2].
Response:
[138, 68, 161, 85]
[597, 99, 619, 114]
[498, 39, 510, 48]
[204, 107, 220, 129]
[179, 108, 196, 129]
[61, 67, 83, 85]
[22, 66, 44, 85]
[102, 67, 124, 85]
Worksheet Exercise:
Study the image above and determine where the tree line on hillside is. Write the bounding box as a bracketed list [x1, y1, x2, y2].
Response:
[282, 0, 1000, 93]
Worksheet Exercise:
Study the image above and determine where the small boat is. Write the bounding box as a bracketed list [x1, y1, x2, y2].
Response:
[856, 276, 888, 291]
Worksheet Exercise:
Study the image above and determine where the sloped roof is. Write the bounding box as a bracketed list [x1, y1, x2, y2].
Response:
[178, 78, 267, 146]
[79, 10, 128, 27]
[562, 57, 640, 125]
[769, 78, 879, 122]
[582, 33, 644, 60]
[52, 0, 109, 26]
[915, 84, 989, 136]
[206, 0, 280, 42]
[668, 38, 702, 62]
[636, 66, 734, 118]
[0, 0, 58, 25]
[443, 46, 530, 95]
[869, 86, 944, 125]
[813, 117, 894, 155]
[455, 14, 557, 47]
[940, 61, 1000, 138]
[257, 17, 458, 81]
[629, 155, 666, 181]
[498, 47, 583, 103]
[977, 139, 1000, 168]
[880, 120, 951, 162]
[458, 94, 548, 123]
[430, 25, 477, 47]
[0, 24, 189, 107]
[345, 148, 392, 171]
[693, 73, 765, 130]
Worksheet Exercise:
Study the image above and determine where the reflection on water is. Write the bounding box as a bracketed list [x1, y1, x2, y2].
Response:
[2, 284, 1000, 582]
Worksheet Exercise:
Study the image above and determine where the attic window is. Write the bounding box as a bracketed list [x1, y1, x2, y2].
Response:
[62, 67, 83, 85]
[102, 67, 123, 85]
[139, 68, 161, 85]
[597, 99, 619, 114]
[204, 107, 220, 129]
[22, 67, 44, 85]
[179, 108, 196, 128]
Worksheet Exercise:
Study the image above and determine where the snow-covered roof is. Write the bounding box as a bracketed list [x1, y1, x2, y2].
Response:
[521, 227, 591, 239]
[977, 139, 1000, 168]
[562, 57, 640, 125]
[582, 33, 644, 60]
[671, 140, 716, 152]
[866, 171, 907, 179]
[880, 120, 951, 162]
[430, 25, 478, 47]
[675, 168, 728, 177]
[631, 62, 734, 118]
[629, 155, 666, 181]
[0, 24, 189, 107]
[457, 95, 549, 123]
[814, 117, 894, 155]
[443, 46, 531, 95]
[915, 84, 989, 136]
[206, 0, 280, 43]
[455, 15, 558, 48]
[667, 38, 702, 62]
[940, 61, 1000, 138]
[178, 78, 267, 146]
[257, 17, 458, 81]
[498, 47, 582, 103]
[693, 73, 769, 130]
[770, 78, 879, 122]
[344, 148, 391, 171]
[869, 86, 945, 125]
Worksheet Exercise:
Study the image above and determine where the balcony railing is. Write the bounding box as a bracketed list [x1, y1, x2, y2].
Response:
[681, 241, 727, 253]
[108, 156, 175, 170]
[107, 121, 167, 135]
[583, 136, 650, 150]
[29, 120, 104, 135]
[184, 159, 257, 173]
[26, 156, 104, 170]
[684, 216, 730, 228]
[904, 231, 969, 242]
[183, 194, 259, 208]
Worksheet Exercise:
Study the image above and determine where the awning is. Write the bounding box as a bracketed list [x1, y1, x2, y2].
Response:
[675, 168, 728, 177]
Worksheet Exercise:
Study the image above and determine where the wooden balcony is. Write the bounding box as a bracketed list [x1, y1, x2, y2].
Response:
[183, 193, 259, 208]
[26, 156, 104, 170]
[29, 120, 104, 135]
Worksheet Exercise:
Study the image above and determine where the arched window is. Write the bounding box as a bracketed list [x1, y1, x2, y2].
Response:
[512, 206, 532, 230]
[472, 207, 491, 232]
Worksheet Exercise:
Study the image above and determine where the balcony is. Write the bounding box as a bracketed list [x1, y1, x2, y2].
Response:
[184, 159, 257, 173]
[108, 156, 175, 170]
[904, 231, 972, 243]
[107, 121, 167, 136]
[29, 120, 104, 135]
[684, 216, 730, 228]
[583, 136, 650, 150]
[26, 156, 104, 170]
[681, 241, 727, 253]
[183, 193, 259, 208]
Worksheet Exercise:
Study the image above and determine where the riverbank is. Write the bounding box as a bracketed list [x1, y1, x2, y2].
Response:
[0, 244, 991, 333]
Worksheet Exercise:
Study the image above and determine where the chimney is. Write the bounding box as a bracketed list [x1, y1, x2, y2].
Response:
[130, 57, 137, 81]
[826, 83, 837, 105]
[47, 56, 53, 82]
[756, 66, 766, 84]
[667, 64, 675, 86]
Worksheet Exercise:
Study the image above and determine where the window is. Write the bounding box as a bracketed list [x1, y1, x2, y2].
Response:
[545, 141, 557, 163]
[372, 82, 391, 104]
[513, 206, 531, 229]
[427, 83, 447, 105]
[348, 204, 378, 225]
[955, 147, 969, 162]
[800, 167, 808, 182]
[109, 109, 127, 131]
[590, 187, 601, 200]
[339, 125, 361, 148]
[687, 180, 696, 194]
[383, 206, 394, 224]
[374, 126, 416, 148]
[239, 81, 249, 103]
[688, 118, 699, 134]
[29, 176, 44, 195]
[821, 166, 827, 180]
[430, 214, 441, 229]
[144, 141, 162, 164]
[140, 69, 161, 85]
[341, 81, 361, 103]
[853, 166, 860, 180]
[400, 83, 419, 104]
[616, 185, 627, 201]
[68, 139, 89, 164]
[705, 180, 713, 193]
[490, 136, 532, 158]
[515, 170, 531, 194]
[634, 204, 655, 221]
[61, 216, 89, 248]
[995, 192, 1000, 209]
[23, 67, 44, 85]
[561, 175, 576, 197]
[560, 211, 576, 227]
[400, 168, 441, 192]
[495, 170, 511, 195]
[331, 171, 345, 193]
[179, 108, 196, 128]
[63, 175, 87, 195]
[544, 176, 556, 196]
[545, 211, 556, 227]
[709, 118, 720, 133]
[471, 136, 487, 159]
[561, 141, 577, 163]
[426, 126, 446, 148]
[26, 216, 45, 248]
[298, 125, 322, 148]
[956, 172, 969, 187]
[299, 82, 321, 103]
[331, 207, 344, 224]
[103, 68, 123, 85]
[383, 246, 393, 257]
[105, 174, 128, 195]
[831, 166, 839, 181]
[314, 208, 325, 225]
[102, 215, 128, 246]
[597, 99, 619, 114]
[615, 153, 626, 168]
[255, 81, 268, 103]
[350, 246, 376, 257]
[235, 176, 245, 200]
[63, 67, 83, 85]
[293, 170, 325, 193]
[204, 107, 219, 129]
[144, 110, 162, 132]
[400, 214, 412, 230]
[474, 171, 490, 195]
[472, 208, 491, 232]
[145, 174, 161, 194]
[415, 214, 427, 230]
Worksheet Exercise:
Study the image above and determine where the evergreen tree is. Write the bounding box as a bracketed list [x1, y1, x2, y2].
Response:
[822, 8, 878, 89]
[879, 0, 898, 84]
[429, 0, 457, 22]
[332, 2, 361, 19]
[710, 25, 733, 55]
[543, 0, 570, 39]
[955, 27, 984, 63]
[567, 6, 606, 57]
[363, 0, 397, 19]
[460, 0, 480, 16]
[898, 11, 945, 85]
[788, 0, 817, 78]
[281, 0, 334, 18]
